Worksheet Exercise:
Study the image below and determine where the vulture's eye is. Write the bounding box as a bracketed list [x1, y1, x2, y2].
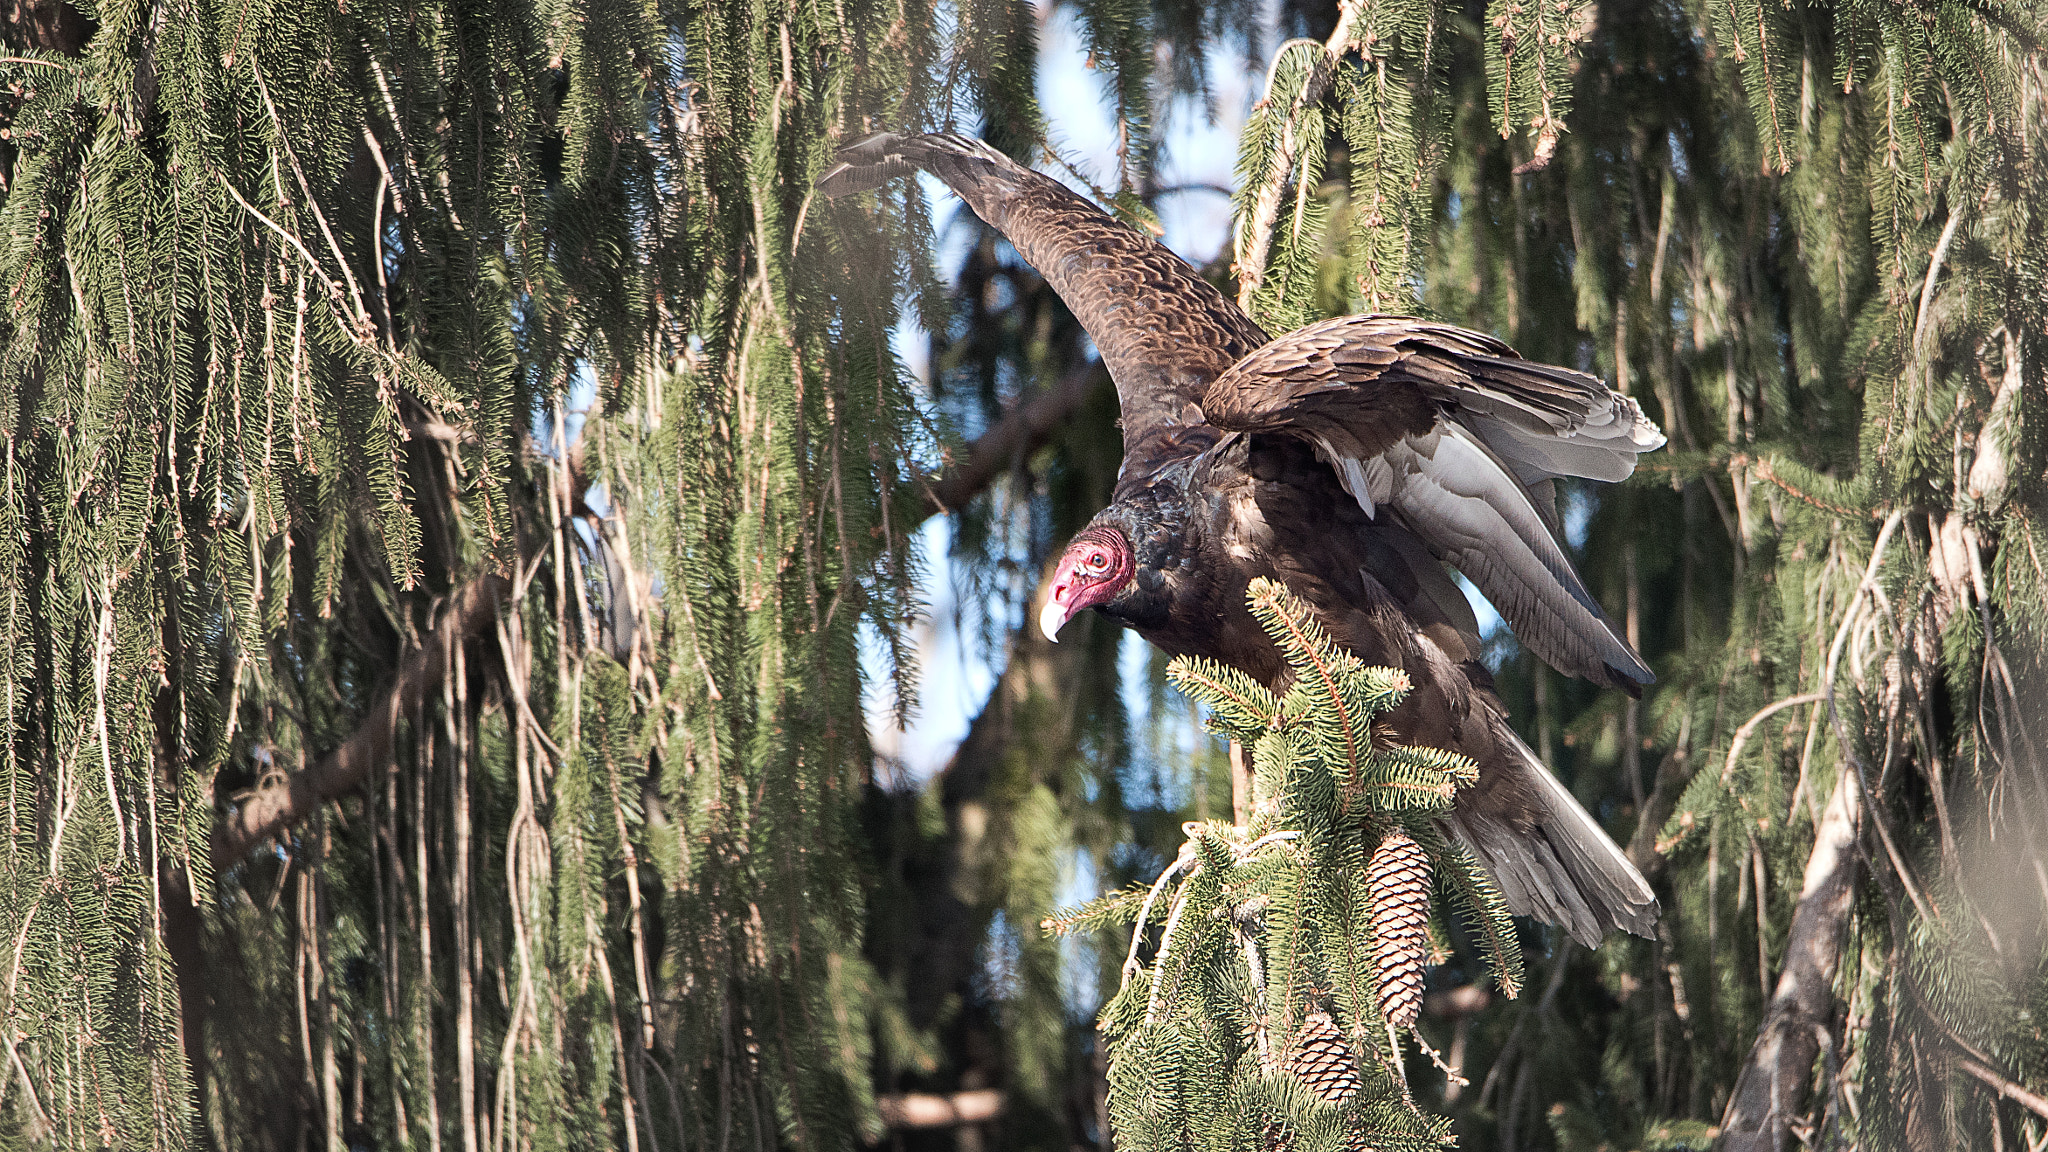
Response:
[1083, 550, 1110, 574]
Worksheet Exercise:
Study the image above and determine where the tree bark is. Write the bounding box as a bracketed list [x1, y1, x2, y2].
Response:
[158, 862, 213, 1144]
[1718, 762, 1861, 1151]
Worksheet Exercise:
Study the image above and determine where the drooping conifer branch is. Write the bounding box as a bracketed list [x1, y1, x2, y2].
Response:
[1233, 36, 1339, 315]
[1485, 0, 1590, 171]
[209, 348, 1102, 872]
[3, 0, 2044, 1144]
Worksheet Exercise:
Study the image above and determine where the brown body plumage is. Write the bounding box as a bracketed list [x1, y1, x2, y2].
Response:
[820, 132, 1660, 947]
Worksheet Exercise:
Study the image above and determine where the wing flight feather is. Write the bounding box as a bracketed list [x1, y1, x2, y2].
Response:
[1202, 314, 1663, 691]
[819, 132, 1269, 444]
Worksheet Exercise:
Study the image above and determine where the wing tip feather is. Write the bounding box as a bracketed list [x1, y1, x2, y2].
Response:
[816, 132, 913, 197]
[815, 131, 1012, 198]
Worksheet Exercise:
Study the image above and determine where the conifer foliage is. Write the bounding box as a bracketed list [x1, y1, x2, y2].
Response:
[1055, 578, 1522, 1152]
[1215, 2, 2048, 1147]
[0, 0, 960, 1149]
[1, 0, 2044, 1147]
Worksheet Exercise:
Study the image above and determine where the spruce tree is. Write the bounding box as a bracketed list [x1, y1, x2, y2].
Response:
[0, 0, 968, 1148]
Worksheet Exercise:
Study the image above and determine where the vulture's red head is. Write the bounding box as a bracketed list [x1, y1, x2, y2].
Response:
[1040, 525, 1135, 642]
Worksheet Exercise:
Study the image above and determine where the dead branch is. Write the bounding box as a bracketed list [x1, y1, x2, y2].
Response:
[1718, 747, 1862, 1150]
[213, 573, 512, 869]
[1956, 1056, 2048, 1123]
[1720, 694, 1825, 787]
[1232, 3, 1362, 311]
[917, 359, 1107, 517]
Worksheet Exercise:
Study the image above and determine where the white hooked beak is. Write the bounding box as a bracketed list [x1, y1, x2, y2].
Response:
[1038, 592, 1071, 644]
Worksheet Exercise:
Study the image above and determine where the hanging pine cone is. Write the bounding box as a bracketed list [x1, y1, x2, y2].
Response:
[1264, 1002, 1369, 1152]
[1368, 826, 1431, 1030]
[1289, 1004, 1361, 1103]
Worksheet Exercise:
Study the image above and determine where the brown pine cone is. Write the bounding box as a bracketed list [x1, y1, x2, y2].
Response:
[1368, 827, 1431, 1030]
[1289, 1005, 1361, 1103]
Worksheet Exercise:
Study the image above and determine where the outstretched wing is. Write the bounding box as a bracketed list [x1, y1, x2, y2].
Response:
[1201, 314, 1664, 692]
[818, 132, 1270, 444]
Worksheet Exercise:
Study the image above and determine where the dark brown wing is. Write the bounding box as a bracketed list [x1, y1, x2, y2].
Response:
[1201, 313, 1664, 692]
[818, 132, 1269, 444]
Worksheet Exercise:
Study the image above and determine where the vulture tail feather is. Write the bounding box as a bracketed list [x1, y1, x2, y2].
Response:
[1448, 725, 1657, 948]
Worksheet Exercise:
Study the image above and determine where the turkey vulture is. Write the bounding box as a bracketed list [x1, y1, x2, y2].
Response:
[820, 132, 1662, 946]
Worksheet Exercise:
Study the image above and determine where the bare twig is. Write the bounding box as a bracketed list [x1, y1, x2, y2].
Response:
[5, 1038, 50, 1136]
[1914, 202, 1966, 350]
[1235, 831, 1301, 858]
[1721, 693, 1825, 788]
[1142, 880, 1197, 1024]
[1818, 510, 1937, 925]
[215, 172, 344, 304]
[252, 58, 376, 343]
[1230, 739, 1251, 828]
[1233, 3, 1361, 310]
[1124, 842, 1198, 986]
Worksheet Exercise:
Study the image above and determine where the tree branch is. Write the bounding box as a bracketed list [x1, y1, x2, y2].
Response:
[213, 354, 1090, 867]
[876, 1090, 1004, 1129]
[1230, 1, 1363, 312]
[212, 573, 512, 869]
[916, 359, 1107, 518]
[1720, 694, 1824, 788]
[213, 335, 1090, 865]
[1955, 1056, 2048, 1123]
